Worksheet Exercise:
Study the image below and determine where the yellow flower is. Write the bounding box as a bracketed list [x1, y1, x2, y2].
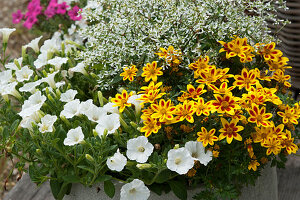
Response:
[174, 100, 196, 123]
[139, 81, 163, 94]
[262, 137, 282, 155]
[194, 98, 212, 116]
[120, 65, 138, 81]
[138, 89, 165, 104]
[111, 90, 133, 112]
[188, 56, 214, 78]
[233, 68, 258, 91]
[247, 104, 272, 127]
[197, 127, 218, 147]
[185, 84, 206, 100]
[140, 116, 161, 137]
[212, 150, 219, 158]
[216, 68, 234, 82]
[155, 46, 182, 66]
[281, 130, 298, 154]
[248, 160, 260, 171]
[196, 66, 222, 85]
[151, 99, 176, 122]
[266, 56, 291, 72]
[211, 94, 240, 115]
[272, 70, 291, 87]
[142, 61, 163, 82]
[219, 118, 243, 144]
[257, 42, 283, 61]
[208, 82, 235, 95]
[277, 105, 299, 125]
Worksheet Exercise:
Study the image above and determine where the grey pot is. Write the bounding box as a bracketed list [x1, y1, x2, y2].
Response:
[63, 165, 278, 200]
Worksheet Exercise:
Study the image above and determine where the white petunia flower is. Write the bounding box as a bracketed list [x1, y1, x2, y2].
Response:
[60, 89, 78, 102]
[84, 105, 106, 123]
[20, 111, 41, 131]
[19, 91, 46, 118]
[0, 82, 21, 99]
[48, 57, 69, 71]
[0, 28, 16, 43]
[79, 99, 94, 115]
[60, 99, 81, 119]
[15, 66, 34, 82]
[126, 136, 154, 163]
[106, 149, 127, 172]
[40, 37, 61, 54]
[128, 94, 143, 114]
[63, 127, 84, 146]
[40, 71, 59, 89]
[38, 114, 57, 133]
[166, 147, 194, 175]
[120, 179, 150, 200]
[95, 113, 120, 136]
[5, 62, 19, 70]
[103, 102, 119, 114]
[25, 36, 42, 53]
[69, 62, 88, 75]
[185, 141, 212, 166]
[34, 53, 48, 69]
[19, 80, 41, 94]
[0, 70, 13, 84]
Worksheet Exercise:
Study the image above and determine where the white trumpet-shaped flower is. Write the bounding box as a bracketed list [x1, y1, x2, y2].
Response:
[126, 136, 154, 163]
[103, 102, 119, 114]
[106, 149, 127, 172]
[19, 91, 46, 118]
[95, 113, 120, 136]
[184, 141, 212, 166]
[79, 99, 94, 115]
[38, 114, 57, 133]
[0, 28, 16, 43]
[48, 57, 69, 71]
[69, 62, 87, 75]
[0, 82, 21, 99]
[25, 36, 42, 53]
[60, 99, 81, 119]
[63, 127, 84, 146]
[15, 66, 34, 82]
[128, 94, 143, 114]
[19, 80, 41, 94]
[167, 147, 194, 175]
[40, 71, 59, 89]
[120, 179, 150, 200]
[60, 89, 78, 103]
[85, 105, 106, 123]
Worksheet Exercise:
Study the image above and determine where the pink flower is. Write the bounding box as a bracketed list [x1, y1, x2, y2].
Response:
[57, 2, 69, 15]
[26, 0, 42, 17]
[12, 10, 23, 24]
[23, 16, 38, 29]
[68, 6, 82, 21]
[45, 0, 58, 19]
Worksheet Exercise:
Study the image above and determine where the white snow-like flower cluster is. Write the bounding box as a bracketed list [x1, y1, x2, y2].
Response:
[78, 0, 288, 89]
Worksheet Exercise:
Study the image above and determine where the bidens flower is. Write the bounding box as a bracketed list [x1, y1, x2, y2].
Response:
[63, 127, 84, 146]
[106, 149, 127, 172]
[185, 141, 212, 166]
[120, 179, 150, 200]
[167, 147, 194, 174]
[126, 136, 154, 163]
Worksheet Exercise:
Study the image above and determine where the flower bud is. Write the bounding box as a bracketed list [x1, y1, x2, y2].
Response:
[130, 121, 138, 129]
[136, 163, 152, 169]
[174, 144, 180, 149]
[36, 149, 42, 154]
[98, 91, 104, 107]
[14, 59, 21, 70]
[85, 154, 94, 162]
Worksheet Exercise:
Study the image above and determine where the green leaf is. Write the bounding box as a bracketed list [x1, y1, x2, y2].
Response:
[50, 179, 63, 199]
[155, 169, 173, 184]
[62, 175, 81, 183]
[77, 165, 94, 174]
[95, 175, 112, 183]
[168, 180, 187, 200]
[104, 180, 115, 198]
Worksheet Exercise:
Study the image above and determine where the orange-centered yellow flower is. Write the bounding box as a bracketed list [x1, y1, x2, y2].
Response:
[140, 116, 161, 137]
[219, 37, 252, 61]
[151, 99, 176, 122]
[197, 127, 218, 147]
[219, 118, 244, 144]
[142, 61, 163, 82]
[139, 81, 163, 94]
[272, 70, 291, 87]
[138, 89, 165, 104]
[111, 90, 133, 112]
[277, 106, 299, 125]
[188, 56, 214, 78]
[155, 46, 182, 65]
[120, 65, 138, 82]
[281, 130, 298, 154]
[248, 104, 272, 127]
[185, 84, 206, 100]
[196, 67, 222, 85]
[211, 94, 240, 115]
[174, 100, 196, 123]
[233, 68, 258, 91]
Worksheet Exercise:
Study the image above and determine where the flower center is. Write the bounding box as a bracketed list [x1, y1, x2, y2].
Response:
[129, 188, 136, 194]
[221, 101, 229, 108]
[138, 146, 145, 152]
[175, 158, 182, 165]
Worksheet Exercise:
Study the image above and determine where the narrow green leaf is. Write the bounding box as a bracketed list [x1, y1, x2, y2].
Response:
[95, 175, 112, 183]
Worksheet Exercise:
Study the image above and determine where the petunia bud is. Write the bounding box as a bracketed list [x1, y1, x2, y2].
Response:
[85, 154, 94, 162]
[136, 163, 152, 169]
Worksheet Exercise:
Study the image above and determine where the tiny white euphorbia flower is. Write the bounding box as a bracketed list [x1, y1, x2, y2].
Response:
[0, 28, 16, 43]
[103, 102, 119, 114]
[60, 89, 78, 102]
[120, 179, 150, 200]
[95, 113, 120, 136]
[25, 36, 42, 53]
[128, 94, 143, 114]
[126, 136, 154, 163]
[38, 114, 57, 133]
[106, 149, 127, 172]
[48, 57, 69, 71]
[167, 147, 194, 175]
[60, 99, 81, 119]
[69, 62, 88, 75]
[63, 127, 85, 146]
[184, 141, 212, 166]
[15, 66, 34, 82]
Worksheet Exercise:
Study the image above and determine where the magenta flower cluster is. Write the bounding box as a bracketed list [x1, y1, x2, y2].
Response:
[12, 0, 82, 29]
